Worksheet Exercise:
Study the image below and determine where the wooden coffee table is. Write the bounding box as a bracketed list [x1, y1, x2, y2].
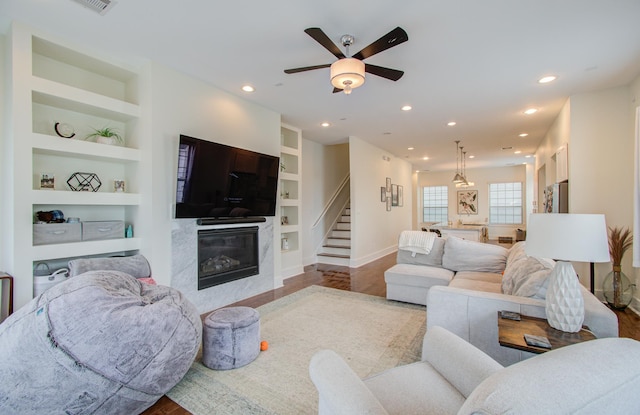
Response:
[497, 312, 596, 354]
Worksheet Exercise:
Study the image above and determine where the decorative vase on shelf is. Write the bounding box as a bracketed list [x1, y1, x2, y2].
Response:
[603, 265, 635, 310]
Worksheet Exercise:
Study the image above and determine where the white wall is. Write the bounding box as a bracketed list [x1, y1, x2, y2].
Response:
[0, 34, 6, 271]
[534, 85, 637, 302]
[300, 139, 349, 265]
[349, 136, 412, 266]
[416, 165, 527, 240]
[147, 62, 281, 288]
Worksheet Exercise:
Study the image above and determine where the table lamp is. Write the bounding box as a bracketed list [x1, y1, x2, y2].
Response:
[525, 213, 609, 332]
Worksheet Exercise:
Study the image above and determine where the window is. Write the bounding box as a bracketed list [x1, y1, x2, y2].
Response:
[423, 186, 448, 223]
[489, 182, 523, 224]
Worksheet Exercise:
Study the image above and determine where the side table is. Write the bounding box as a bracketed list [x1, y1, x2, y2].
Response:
[497, 311, 596, 354]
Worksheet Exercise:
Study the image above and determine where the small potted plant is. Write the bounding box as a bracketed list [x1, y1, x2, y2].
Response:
[86, 127, 123, 146]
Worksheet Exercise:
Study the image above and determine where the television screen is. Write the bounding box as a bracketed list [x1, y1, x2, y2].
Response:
[175, 135, 279, 219]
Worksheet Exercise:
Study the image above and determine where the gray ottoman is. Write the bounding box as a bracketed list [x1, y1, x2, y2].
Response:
[203, 306, 260, 370]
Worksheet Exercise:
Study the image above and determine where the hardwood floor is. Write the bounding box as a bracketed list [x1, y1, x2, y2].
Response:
[142, 252, 640, 415]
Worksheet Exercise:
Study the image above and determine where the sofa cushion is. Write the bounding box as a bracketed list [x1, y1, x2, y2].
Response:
[502, 244, 555, 299]
[442, 237, 508, 273]
[454, 271, 503, 285]
[397, 237, 445, 267]
[385, 263, 454, 288]
[448, 278, 502, 294]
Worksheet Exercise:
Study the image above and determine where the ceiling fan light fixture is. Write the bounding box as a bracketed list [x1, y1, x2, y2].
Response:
[330, 58, 365, 93]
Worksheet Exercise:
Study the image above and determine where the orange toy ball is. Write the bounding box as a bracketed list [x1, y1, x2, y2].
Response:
[260, 340, 269, 351]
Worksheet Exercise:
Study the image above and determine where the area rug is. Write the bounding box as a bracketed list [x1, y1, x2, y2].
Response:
[167, 285, 426, 414]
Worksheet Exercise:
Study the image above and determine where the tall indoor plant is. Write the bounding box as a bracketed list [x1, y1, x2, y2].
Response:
[603, 226, 634, 309]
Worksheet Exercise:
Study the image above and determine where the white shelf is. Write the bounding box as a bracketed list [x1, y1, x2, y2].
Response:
[32, 77, 140, 121]
[280, 172, 298, 181]
[32, 190, 141, 206]
[281, 145, 299, 156]
[32, 238, 141, 261]
[31, 133, 141, 162]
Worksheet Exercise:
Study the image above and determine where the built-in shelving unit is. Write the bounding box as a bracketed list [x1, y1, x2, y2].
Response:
[3, 22, 150, 308]
[279, 124, 303, 278]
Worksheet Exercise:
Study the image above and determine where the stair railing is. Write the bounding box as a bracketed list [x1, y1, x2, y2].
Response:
[312, 174, 350, 229]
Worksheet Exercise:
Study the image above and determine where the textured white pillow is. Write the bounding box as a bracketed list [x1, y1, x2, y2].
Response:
[442, 237, 508, 273]
[505, 255, 555, 299]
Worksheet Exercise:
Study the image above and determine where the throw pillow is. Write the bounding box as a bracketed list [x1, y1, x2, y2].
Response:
[505, 255, 555, 299]
[397, 237, 445, 267]
[441, 236, 509, 273]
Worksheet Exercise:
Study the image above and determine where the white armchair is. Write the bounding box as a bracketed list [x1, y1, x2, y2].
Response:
[309, 326, 640, 414]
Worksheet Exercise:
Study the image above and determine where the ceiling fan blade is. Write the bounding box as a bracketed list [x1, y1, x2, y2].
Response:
[351, 27, 408, 61]
[304, 27, 346, 59]
[332, 87, 342, 93]
[365, 64, 404, 81]
[284, 64, 331, 74]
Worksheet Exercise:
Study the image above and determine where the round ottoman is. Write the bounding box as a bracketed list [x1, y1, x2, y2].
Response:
[203, 306, 260, 370]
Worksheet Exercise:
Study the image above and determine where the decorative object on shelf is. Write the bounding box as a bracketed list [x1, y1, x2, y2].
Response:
[66, 217, 80, 223]
[40, 174, 54, 189]
[457, 190, 478, 214]
[54, 122, 75, 138]
[280, 161, 286, 172]
[525, 214, 610, 333]
[114, 179, 125, 193]
[603, 226, 635, 309]
[85, 127, 123, 146]
[281, 237, 289, 250]
[67, 172, 102, 192]
[281, 216, 289, 225]
[125, 225, 133, 238]
[35, 210, 65, 224]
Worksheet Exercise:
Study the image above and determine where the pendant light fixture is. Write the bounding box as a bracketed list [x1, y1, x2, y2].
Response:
[452, 140, 465, 183]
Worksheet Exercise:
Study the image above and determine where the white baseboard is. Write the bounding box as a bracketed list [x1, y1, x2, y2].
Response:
[349, 245, 397, 268]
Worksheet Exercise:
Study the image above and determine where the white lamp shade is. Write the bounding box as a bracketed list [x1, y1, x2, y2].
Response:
[525, 213, 609, 263]
[330, 58, 365, 89]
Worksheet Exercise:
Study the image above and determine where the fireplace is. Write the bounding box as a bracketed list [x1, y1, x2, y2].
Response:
[198, 226, 259, 290]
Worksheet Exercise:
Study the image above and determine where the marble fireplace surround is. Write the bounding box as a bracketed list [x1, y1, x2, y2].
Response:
[171, 218, 275, 313]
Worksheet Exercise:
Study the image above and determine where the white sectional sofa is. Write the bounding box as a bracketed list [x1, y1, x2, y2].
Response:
[384, 235, 619, 365]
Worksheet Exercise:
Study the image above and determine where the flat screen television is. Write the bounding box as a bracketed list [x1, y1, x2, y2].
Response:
[174, 135, 280, 219]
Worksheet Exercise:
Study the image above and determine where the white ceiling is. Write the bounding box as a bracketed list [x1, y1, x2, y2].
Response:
[2, 0, 640, 172]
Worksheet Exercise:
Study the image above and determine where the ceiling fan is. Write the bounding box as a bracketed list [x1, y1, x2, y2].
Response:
[284, 27, 408, 94]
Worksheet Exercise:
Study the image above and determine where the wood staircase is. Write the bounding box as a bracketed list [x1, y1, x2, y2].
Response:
[316, 205, 351, 266]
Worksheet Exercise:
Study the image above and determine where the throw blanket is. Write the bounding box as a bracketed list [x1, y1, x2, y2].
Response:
[398, 230, 436, 255]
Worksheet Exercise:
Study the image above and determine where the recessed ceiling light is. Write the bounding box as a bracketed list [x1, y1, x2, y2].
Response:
[321, 122, 330, 127]
[401, 105, 412, 111]
[523, 108, 538, 115]
[519, 133, 528, 137]
[407, 147, 414, 150]
[538, 75, 557, 84]
[447, 121, 457, 126]
[423, 156, 429, 160]
[241, 85, 255, 92]
[525, 155, 532, 158]
[469, 155, 475, 159]
[514, 150, 522, 154]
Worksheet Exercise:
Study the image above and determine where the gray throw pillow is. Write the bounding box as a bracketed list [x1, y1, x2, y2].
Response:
[442, 236, 508, 273]
[397, 237, 445, 267]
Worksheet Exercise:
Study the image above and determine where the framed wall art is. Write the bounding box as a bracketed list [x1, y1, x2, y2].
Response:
[457, 190, 478, 215]
[391, 184, 398, 206]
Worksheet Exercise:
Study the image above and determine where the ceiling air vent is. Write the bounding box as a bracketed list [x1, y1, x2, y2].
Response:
[71, 0, 117, 15]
